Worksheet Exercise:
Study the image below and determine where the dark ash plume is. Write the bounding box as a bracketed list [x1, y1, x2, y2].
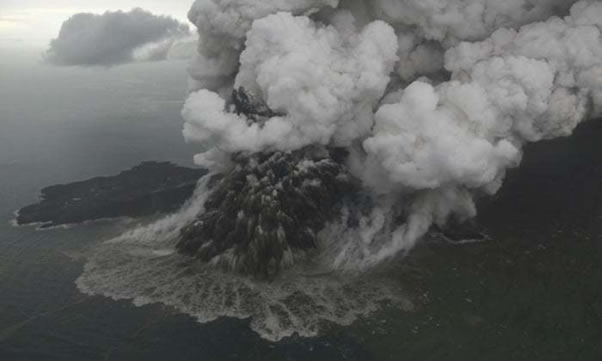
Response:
[177, 88, 356, 278]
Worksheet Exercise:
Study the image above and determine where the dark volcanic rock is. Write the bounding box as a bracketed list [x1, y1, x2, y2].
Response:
[232, 86, 285, 122]
[16, 161, 206, 228]
[177, 148, 356, 278]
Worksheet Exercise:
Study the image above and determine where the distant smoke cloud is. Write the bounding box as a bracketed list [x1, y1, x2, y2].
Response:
[46, 8, 192, 66]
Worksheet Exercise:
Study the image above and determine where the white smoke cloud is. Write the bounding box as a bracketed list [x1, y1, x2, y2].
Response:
[349, 0, 601, 264]
[183, 11, 398, 156]
[363, 0, 602, 196]
[186, 0, 340, 91]
[368, 0, 578, 43]
[364, 81, 521, 191]
[335, 0, 582, 83]
[46, 8, 191, 66]
[181, 0, 602, 268]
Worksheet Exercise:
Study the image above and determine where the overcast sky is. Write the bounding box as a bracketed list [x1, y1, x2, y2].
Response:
[0, 0, 192, 47]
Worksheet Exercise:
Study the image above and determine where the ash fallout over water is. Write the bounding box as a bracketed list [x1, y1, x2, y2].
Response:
[78, 0, 602, 340]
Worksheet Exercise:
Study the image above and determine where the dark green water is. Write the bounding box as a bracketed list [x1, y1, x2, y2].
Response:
[0, 57, 600, 360]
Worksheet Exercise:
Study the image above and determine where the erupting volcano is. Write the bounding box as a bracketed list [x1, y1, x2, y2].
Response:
[76, 0, 602, 341]
[173, 0, 601, 275]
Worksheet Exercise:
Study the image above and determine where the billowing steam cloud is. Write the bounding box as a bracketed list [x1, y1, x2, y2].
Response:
[183, 12, 398, 153]
[181, 0, 602, 268]
[46, 8, 193, 66]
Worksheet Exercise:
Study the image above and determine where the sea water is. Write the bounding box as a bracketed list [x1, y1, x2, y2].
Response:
[1, 49, 601, 360]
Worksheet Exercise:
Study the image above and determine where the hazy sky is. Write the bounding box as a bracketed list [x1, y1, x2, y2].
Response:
[0, 0, 192, 47]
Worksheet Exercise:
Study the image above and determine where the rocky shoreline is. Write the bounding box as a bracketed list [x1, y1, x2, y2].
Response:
[15, 161, 206, 228]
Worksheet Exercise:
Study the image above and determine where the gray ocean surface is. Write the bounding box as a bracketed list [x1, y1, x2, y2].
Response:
[0, 50, 601, 360]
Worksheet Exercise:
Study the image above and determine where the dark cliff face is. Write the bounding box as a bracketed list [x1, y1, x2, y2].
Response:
[17, 162, 206, 228]
[177, 148, 356, 278]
